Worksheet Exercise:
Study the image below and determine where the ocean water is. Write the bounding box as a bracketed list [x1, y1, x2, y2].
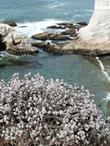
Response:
[0, 0, 110, 116]
[0, 0, 94, 22]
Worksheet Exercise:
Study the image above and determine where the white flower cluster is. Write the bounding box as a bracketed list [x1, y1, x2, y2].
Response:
[0, 73, 110, 146]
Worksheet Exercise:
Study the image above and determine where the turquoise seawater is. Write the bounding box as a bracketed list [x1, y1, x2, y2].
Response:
[0, 0, 110, 116]
[0, 0, 94, 22]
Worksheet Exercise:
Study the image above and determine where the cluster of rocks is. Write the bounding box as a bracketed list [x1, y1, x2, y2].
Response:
[32, 32, 71, 41]
[0, 20, 91, 56]
[0, 21, 38, 56]
[31, 22, 87, 54]
[0, 20, 90, 56]
[1, 19, 109, 57]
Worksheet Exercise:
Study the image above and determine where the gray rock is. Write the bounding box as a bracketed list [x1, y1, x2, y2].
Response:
[32, 32, 71, 41]
[57, 22, 73, 27]
[47, 25, 65, 29]
[1, 20, 17, 27]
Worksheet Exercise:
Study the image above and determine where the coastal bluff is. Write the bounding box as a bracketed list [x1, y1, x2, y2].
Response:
[62, 0, 110, 56]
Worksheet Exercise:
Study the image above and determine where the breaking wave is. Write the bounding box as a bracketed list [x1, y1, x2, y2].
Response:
[96, 57, 110, 101]
[15, 19, 64, 37]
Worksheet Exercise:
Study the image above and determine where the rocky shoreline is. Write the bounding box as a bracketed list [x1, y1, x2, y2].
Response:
[30, 21, 110, 56]
[30, 22, 83, 55]
[1, 20, 110, 57]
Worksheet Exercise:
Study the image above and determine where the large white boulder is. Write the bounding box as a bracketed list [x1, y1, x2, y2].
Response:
[0, 23, 13, 36]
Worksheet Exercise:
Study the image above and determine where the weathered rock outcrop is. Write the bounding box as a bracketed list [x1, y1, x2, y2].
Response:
[0, 23, 38, 55]
[7, 40, 38, 55]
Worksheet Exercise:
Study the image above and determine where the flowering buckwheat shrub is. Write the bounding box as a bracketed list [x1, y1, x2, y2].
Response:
[0, 73, 110, 146]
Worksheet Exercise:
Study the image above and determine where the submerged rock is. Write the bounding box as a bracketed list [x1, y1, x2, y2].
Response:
[61, 28, 76, 37]
[57, 22, 74, 27]
[1, 20, 17, 27]
[47, 25, 65, 29]
[32, 32, 70, 41]
[57, 22, 87, 30]
[77, 22, 88, 26]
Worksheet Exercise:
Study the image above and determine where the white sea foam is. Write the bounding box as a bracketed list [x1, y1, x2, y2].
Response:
[15, 19, 64, 37]
[96, 57, 110, 81]
[47, 2, 65, 9]
[74, 9, 93, 12]
[0, 51, 19, 59]
[96, 57, 110, 101]
[73, 14, 85, 18]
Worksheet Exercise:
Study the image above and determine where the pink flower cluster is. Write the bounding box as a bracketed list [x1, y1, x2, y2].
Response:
[0, 73, 110, 146]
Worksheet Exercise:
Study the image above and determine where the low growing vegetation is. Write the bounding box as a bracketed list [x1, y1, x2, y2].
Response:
[0, 73, 110, 146]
